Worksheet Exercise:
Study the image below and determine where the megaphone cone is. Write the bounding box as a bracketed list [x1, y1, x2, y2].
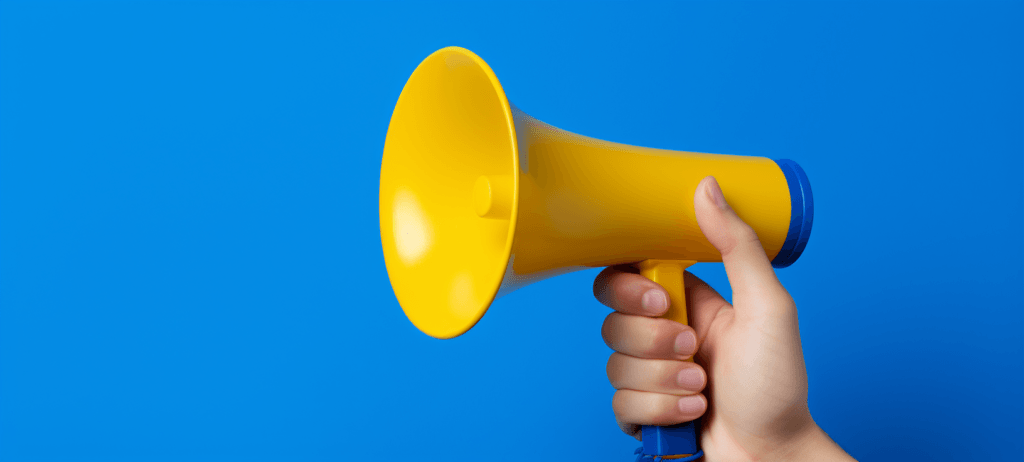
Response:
[380, 46, 812, 340]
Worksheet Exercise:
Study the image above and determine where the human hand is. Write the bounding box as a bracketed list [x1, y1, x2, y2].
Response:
[593, 176, 854, 461]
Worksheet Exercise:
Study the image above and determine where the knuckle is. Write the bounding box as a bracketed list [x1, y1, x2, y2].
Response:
[720, 222, 764, 259]
[600, 313, 619, 344]
[737, 223, 761, 244]
[592, 268, 615, 303]
[641, 321, 665, 355]
[611, 390, 631, 416]
[727, 225, 761, 253]
[778, 290, 796, 306]
[650, 398, 682, 424]
[648, 319, 679, 357]
[606, 353, 625, 388]
[652, 359, 674, 382]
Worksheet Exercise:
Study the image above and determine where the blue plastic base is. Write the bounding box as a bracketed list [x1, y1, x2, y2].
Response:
[640, 418, 700, 457]
[634, 447, 704, 462]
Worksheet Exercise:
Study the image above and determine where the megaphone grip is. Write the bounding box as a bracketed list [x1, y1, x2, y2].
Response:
[635, 260, 702, 459]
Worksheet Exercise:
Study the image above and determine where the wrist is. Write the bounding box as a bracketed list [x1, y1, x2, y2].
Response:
[764, 424, 855, 462]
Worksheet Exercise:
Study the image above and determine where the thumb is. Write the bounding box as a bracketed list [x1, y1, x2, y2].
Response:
[694, 176, 788, 304]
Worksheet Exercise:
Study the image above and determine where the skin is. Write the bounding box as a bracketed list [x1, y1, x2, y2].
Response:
[594, 176, 856, 462]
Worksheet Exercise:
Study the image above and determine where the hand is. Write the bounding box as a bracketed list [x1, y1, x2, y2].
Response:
[593, 176, 854, 461]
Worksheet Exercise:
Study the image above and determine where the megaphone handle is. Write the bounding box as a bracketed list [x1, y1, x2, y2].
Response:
[635, 259, 703, 459]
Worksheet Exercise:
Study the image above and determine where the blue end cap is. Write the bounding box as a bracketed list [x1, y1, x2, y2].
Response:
[771, 159, 814, 268]
[641, 420, 700, 456]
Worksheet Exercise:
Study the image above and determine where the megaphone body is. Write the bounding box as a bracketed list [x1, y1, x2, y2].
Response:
[380, 47, 813, 460]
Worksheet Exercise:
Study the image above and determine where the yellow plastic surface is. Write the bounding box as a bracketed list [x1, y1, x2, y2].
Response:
[380, 46, 792, 339]
[637, 260, 696, 329]
[380, 47, 518, 339]
[637, 259, 697, 458]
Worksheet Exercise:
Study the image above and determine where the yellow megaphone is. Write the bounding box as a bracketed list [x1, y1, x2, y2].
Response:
[379, 46, 813, 460]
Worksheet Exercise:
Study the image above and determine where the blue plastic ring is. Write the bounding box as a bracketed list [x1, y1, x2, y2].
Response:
[770, 159, 814, 269]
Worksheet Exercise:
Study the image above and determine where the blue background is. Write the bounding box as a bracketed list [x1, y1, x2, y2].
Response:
[1, 1, 1021, 461]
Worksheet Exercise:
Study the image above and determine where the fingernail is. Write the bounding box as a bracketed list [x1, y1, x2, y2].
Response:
[674, 332, 697, 356]
[641, 290, 668, 314]
[678, 395, 705, 415]
[677, 369, 704, 391]
[705, 177, 729, 210]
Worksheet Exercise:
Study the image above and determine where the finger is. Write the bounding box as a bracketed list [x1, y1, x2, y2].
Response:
[612, 389, 707, 427]
[617, 420, 642, 441]
[602, 312, 698, 360]
[684, 270, 731, 342]
[594, 265, 671, 316]
[607, 352, 706, 395]
[694, 176, 789, 303]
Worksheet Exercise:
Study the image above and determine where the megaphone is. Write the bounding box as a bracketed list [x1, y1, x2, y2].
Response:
[379, 46, 813, 460]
